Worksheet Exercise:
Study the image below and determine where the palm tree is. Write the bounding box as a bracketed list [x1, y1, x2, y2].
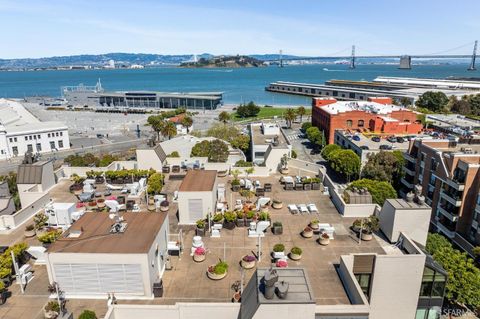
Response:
[297, 106, 306, 122]
[181, 116, 193, 133]
[147, 116, 164, 142]
[284, 108, 297, 128]
[161, 121, 177, 140]
[218, 111, 231, 124]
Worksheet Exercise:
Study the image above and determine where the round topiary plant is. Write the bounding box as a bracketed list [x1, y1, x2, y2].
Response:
[78, 310, 97, 319]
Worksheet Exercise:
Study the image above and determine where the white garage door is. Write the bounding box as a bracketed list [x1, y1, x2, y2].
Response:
[188, 199, 203, 223]
[53, 263, 144, 296]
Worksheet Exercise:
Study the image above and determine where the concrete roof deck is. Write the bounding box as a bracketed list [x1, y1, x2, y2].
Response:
[178, 170, 217, 192]
[136, 173, 386, 306]
[251, 123, 289, 147]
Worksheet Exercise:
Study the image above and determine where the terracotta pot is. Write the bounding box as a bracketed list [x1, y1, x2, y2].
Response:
[232, 292, 241, 303]
[207, 270, 227, 280]
[193, 254, 206, 262]
[272, 201, 283, 209]
[318, 237, 330, 246]
[289, 253, 302, 261]
[241, 257, 256, 269]
[24, 229, 36, 238]
[302, 229, 313, 238]
[97, 201, 106, 208]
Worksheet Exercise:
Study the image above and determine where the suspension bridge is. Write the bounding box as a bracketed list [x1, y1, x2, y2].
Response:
[273, 41, 478, 71]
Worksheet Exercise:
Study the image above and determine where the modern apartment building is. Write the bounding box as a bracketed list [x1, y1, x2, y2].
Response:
[311, 97, 422, 144]
[400, 138, 480, 250]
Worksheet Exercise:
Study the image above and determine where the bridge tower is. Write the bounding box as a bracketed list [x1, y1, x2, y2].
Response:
[399, 55, 412, 69]
[349, 45, 356, 69]
[468, 40, 477, 71]
[279, 50, 284, 68]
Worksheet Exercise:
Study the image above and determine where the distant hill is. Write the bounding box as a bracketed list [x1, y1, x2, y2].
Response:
[180, 55, 266, 68]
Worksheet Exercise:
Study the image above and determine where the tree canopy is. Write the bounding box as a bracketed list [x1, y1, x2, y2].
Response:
[236, 101, 260, 118]
[191, 139, 229, 162]
[329, 149, 360, 181]
[206, 123, 250, 152]
[348, 178, 397, 206]
[415, 91, 449, 113]
[284, 108, 297, 128]
[426, 233, 480, 310]
[361, 150, 405, 188]
[321, 144, 341, 161]
[218, 111, 231, 124]
[147, 173, 164, 195]
[306, 126, 325, 149]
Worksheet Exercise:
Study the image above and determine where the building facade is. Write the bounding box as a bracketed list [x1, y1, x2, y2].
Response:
[400, 138, 480, 250]
[311, 97, 422, 144]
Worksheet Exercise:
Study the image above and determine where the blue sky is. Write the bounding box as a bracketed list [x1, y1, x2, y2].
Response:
[0, 0, 478, 58]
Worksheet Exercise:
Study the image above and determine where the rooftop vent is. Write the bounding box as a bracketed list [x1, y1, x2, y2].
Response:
[276, 281, 289, 299]
[406, 192, 415, 203]
[67, 230, 82, 238]
[263, 268, 278, 299]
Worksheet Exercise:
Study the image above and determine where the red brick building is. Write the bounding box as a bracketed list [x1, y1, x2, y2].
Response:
[311, 97, 422, 144]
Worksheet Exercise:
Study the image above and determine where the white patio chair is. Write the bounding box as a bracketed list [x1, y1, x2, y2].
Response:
[298, 204, 309, 214]
[307, 203, 318, 213]
[288, 204, 299, 215]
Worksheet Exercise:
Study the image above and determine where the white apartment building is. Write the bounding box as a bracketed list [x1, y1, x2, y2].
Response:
[0, 99, 70, 160]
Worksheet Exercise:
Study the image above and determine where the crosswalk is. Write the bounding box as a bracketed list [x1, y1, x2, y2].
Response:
[286, 133, 303, 141]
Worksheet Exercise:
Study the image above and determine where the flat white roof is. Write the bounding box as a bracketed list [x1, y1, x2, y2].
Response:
[375, 76, 480, 90]
[318, 100, 405, 115]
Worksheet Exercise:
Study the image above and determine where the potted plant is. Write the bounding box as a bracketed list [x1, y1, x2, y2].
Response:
[44, 300, 60, 319]
[309, 219, 320, 230]
[148, 197, 156, 211]
[318, 232, 330, 246]
[78, 310, 97, 319]
[272, 199, 283, 209]
[24, 224, 36, 238]
[302, 226, 313, 238]
[352, 219, 363, 233]
[223, 211, 236, 230]
[231, 281, 242, 303]
[303, 178, 312, 190]
[38, 229, 62, 248]
[258, 212, 270, 222]
[193, 247, 206, 262]
[272, 221, 283, 235]
[213, 213, 224, 225]
[196, 219, 206, 236]
[34, 212, 48, 232]
[276, 259, 288, 268]
[231, 179, 241, 192]
[311, 177, 321, 190]
[235, 211, 245, 227]
[241, 255, 256, 269]
[87, 200, 97, 210]
[290, 247, 303, 261]
[272, 243, 285, 259]
[245, 211, 255, 224]
[207, 260, 228, 280]
[160, 200, 169, 212]
[240, 189, 255, 204]
[97, 198, 105, 208]
[361, 215, 379, 241]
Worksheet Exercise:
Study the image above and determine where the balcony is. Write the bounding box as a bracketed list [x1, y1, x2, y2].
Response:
[473, 220, 479, 230]
[440, 190, 462, 207]
[404, 166, 415, 176]
[444, 177, 465, 191]
[476, 204, 480, 213]
[403, 153, 416, 163]
[401, 177, 414, 189]
[437, 206, 459, 222]
[435, 221, 456, 238]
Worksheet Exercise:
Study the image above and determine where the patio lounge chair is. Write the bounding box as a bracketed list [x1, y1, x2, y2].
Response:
[298, 204, 309, 214]
[288, 204, 299, 214]
[307, 204, 318, 213]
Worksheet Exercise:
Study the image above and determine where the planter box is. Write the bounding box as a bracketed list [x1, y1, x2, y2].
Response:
[223, 221, 235, 230]
[255, 188, 265, 197]
[196, 227, 206, 236]
[236, 219, 245, 227]
[264, 183, 272, 192]
[303, 183, 312, 191]
[312, 183, 321, 190]
[162, 166, 170, 173]
[285, 183, 294, 191]
[273, 226, 283, 235]
[295, 184, 303, 191]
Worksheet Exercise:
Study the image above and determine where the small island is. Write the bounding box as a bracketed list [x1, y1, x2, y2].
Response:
[180, 55, 266, 68]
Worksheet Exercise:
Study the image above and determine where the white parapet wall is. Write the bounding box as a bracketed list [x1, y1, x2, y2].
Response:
[0, 191, 50, 231]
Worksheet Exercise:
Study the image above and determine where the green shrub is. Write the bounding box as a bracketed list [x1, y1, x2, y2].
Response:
[348, 178, 397, 206]
[235, 160, 253, 167]
[273, 244, 285, 252]
[321, 144, 341, 161]
[167, 151, 180, 157]
[246, 211, 255, 219]
[38, 229, 62, 244]
[301, 122, 312, 132]
[44, 301, 60, 312]
[224, 211, 236, 222]
[236, 211, 244, 219]
[291, 247, 302, 255]
[291, 150, 297, 159]
[258, 212, 270, 221]
[213, 261, 228, 275]
[213, 214, 223, 222]
[196, 219, 205, 229]
[272, 221, 282, 227]
[78, 310, 97, 319]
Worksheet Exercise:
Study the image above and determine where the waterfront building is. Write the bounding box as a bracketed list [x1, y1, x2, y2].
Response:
[400, 138, 480, 251]
[0, 99, 70, 160]
[311, 97, 422, 144]
[62, 81, 223, 110]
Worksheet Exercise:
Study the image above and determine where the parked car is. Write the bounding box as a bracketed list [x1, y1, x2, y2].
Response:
[387, 136, 397, 143]
[352, 135, 361, 141]
[371, 136, 381, 142]
[379, 144, 393, 150]
[396, 136, 405, 143]
[360, 145, 369, 150]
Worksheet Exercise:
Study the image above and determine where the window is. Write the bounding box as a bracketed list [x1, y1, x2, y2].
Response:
[420, 267, 446, 298]
[58, 140, 64, 148]
[346, 120, 353, 127]
[9, 138, 12, 143]
[56, 132, 59, 137]
[27, 144, 33, 152]
[25, 136, 28, 141]
[14, 137, 17, 142]
[60, 132, 63, 136]
[355, 274, 372, 299]
[12, 146, 18, 155]
[50, 141, 55, 150]
[33, 135, 37, 140]
[358, 120, 364, 127]
[36, 143, 42, 151]
[37, 135, 41, 139]
[48, 133, 51, 138]
[29, 135, 32, 140]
